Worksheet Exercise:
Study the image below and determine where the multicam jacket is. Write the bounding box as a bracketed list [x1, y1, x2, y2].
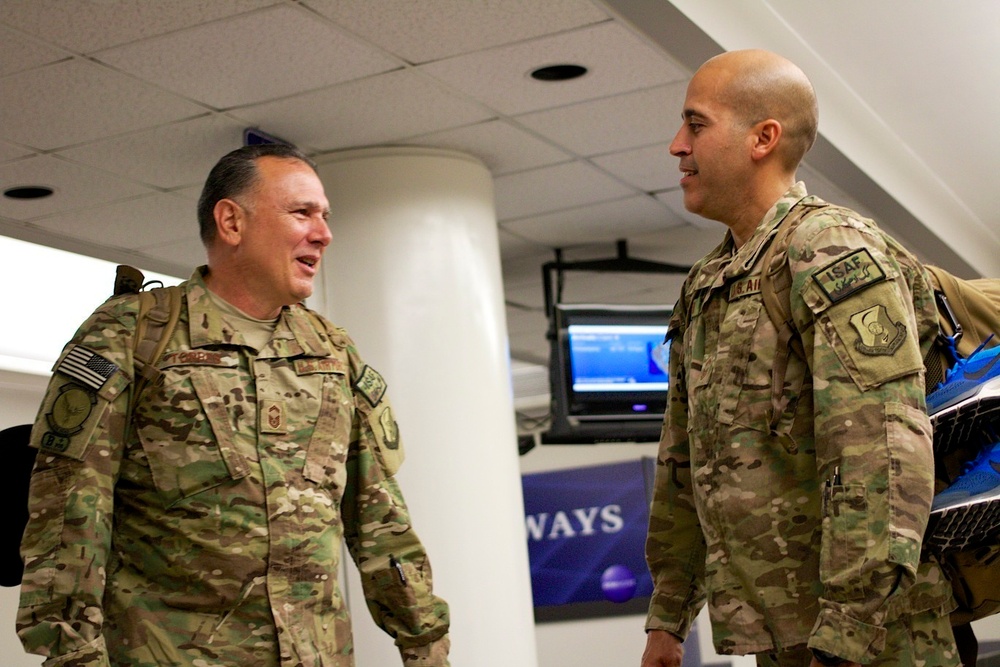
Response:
[18, 268, 450, 667]
[645, 183, 954, 663]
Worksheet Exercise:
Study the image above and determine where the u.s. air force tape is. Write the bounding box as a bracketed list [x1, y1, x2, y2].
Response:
[57, 345, 118, 390]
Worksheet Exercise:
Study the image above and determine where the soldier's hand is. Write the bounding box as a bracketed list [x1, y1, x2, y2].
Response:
[641, 629, 684, 667]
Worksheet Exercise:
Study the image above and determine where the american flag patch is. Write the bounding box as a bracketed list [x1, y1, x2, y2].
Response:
[57, 345, 119, 390]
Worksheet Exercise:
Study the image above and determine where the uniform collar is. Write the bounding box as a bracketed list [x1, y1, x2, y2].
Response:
[186, 266, 331, 357]
[723, 181, 812, 281]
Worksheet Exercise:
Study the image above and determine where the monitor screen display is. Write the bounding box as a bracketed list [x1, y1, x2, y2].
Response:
[567, 323, 669, 394]
[551, 304, 672, 426]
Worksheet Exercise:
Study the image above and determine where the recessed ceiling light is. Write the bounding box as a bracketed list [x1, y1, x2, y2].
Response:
[530, 64, 588, 82]
[4, 185, 54, 200]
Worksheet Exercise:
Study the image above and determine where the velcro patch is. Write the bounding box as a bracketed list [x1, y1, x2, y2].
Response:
[46, 384, 96, 436]
[354, 365, 387, 407]
[849, 304, 907, 356]
[56, 345, 118, 390]
[812, 249, 886, 304]
[259, 399, 287, 434]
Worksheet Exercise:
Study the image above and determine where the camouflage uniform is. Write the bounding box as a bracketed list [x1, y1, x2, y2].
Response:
[645, 183, 958, 665]
[17, 267, 450, 667]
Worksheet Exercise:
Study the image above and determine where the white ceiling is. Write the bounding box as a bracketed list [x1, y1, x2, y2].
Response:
[1, 0, 998, 397]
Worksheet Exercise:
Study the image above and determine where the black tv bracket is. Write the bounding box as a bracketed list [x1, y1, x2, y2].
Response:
[542, 239, 691, 338]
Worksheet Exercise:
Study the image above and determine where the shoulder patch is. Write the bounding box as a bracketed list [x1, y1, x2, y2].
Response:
[849, 304, 907, 356]
[812, 248, 886, 304]
[56, 344, 119, 390]
[354, 364, 387, 407]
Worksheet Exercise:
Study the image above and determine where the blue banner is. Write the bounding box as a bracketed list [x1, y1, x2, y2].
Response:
[522, 458, 655, 607]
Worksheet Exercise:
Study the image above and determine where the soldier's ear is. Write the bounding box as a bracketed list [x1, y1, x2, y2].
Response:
[749, 118, 782, 161]
[214, 198, 246, 247]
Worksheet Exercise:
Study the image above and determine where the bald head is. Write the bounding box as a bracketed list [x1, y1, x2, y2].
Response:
[697, 49, 819, 171]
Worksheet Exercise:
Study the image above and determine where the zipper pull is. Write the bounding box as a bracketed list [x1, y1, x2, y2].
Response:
[389, 554, 408, 586]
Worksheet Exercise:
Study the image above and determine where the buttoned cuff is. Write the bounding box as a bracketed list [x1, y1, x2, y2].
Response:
[644, 604, 697, 642]
[400, 634, 450, 666]
[809, 606, 886, 664]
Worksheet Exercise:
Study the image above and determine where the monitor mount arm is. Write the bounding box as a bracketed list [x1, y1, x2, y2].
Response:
[542, 239, 691, 338]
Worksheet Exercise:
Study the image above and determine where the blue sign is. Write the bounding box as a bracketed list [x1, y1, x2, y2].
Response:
[522, 458, 655, 607]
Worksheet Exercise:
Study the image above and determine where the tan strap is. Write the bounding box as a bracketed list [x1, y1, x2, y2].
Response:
[759, 201, 828, 431]
[130, 286, 183, 414]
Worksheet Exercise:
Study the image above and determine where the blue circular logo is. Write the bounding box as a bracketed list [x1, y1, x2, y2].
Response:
[600, 564, 637, 603]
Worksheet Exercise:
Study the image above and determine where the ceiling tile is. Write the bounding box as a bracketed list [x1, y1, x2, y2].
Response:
[0, 0, 277, 53]
[0, 155, 152, 221]
[516, 83, 687, 156]
[232, 69, 493, 152]
[420, 22, 687, 115]
[303, 0, 609, 63]
[494, 161, 634, 220]
[404, 120, 572, 176]
[33, 193, 197, 250]
[60, 115, 249, 189]
[97, 4, 401, 109]
[0, 24, 68, 76]
[628, 223, 725, 266]
[592, 143, 676, 192]
[135, 235, 207, 278]
[502, 195, 684, 246]
[0, 59, 205, 150]
[0, 142, 34, 165]
[498, 228, 551, 259]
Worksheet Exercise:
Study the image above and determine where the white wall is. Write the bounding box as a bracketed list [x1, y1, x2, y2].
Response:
[0, 369, 47, 666]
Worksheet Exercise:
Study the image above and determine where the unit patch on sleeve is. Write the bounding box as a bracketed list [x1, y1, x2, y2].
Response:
[379, 405, 400, 450]
[849, 304, 907, 356]
[354, 365, 387, 407]
[812, 248, 886, 304]
[41, 383, 99, 454]
[56, 344, 119, 389]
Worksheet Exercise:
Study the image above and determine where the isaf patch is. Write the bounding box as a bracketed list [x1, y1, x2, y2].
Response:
[849, 304, 907, 356]
[812, 249, 886, 304]
[354, 365, 387, 407]
[57, 344, 118, 389]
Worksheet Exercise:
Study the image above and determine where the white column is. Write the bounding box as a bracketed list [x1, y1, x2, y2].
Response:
[313, 147, 538, 667]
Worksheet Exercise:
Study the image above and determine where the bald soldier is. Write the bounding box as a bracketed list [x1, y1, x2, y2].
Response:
[17, 144, 450, 666]
[641, 50, 960, 667]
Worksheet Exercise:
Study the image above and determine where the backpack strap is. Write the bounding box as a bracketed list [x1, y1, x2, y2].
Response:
[112, 266, 184, 416]
[759, 200, 830, 431]
[131, 287, 182, 410]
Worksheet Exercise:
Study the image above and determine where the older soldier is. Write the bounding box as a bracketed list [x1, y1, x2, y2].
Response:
[17, 144, 450, 666]
[641, 50, 960, 667]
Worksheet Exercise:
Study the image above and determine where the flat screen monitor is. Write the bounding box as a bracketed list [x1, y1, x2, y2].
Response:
[544, 304, 672, 444]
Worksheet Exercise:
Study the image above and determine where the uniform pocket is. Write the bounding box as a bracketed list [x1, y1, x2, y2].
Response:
[805, 278, 923, 391]
[134, 367, 248, 506]
[19, 467, 69, 606]
[718, 296, 764, 428]
[820, 483, 869, 600]
[302, 372, 352, 489]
